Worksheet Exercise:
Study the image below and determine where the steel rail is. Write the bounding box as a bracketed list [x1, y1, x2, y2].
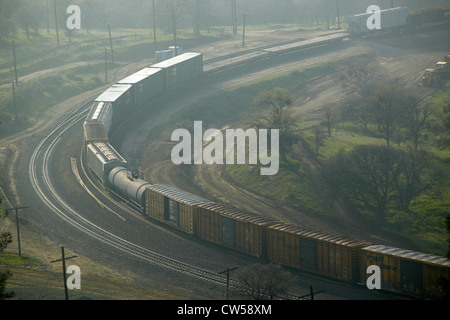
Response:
[29, 106, 233, 287]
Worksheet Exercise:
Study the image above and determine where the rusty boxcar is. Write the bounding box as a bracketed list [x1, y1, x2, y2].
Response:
[195, 203, 279, 259]
[267, 224, 370, 282]
[361, 245, 450, 298]
[145, 184, 210, 235]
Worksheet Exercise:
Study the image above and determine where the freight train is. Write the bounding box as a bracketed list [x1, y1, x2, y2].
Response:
[81, 25, 450, 299]
[346, 6, 450, 36]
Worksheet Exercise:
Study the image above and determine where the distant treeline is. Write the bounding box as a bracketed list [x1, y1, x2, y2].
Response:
[1, 0, 450, 39]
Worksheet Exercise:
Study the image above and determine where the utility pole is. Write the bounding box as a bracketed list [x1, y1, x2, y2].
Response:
[241, 14, 249, 48]
[47, 1, 50, 34]
[4, 206, 30, 256]
[104, 48, 108, 82]
[152, 0, 157, 51]
[11, 82, 18, 122]
[391, 0, 394, 8]
[50, 246, 78, 300]
[108, 24, 115, 65]
[11, 40, 18, 85]
[53, 0, 60, 44]
[219, 267, 239, 300]
[336, 0, 340, 29]
[297, 286, 324, 300]
[231, 0, 238, 35]
[171, 3, 178, 56]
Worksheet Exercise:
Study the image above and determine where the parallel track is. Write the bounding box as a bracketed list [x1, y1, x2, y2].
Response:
[26, 29, 398, 298]
[29, 104, 236, 288]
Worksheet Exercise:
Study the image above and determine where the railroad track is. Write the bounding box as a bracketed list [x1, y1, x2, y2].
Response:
[28, 102, 238, 289]
[26, 32, 359, 298]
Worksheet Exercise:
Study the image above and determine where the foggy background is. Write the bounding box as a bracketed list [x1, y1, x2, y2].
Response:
[1, 0, 450, 38]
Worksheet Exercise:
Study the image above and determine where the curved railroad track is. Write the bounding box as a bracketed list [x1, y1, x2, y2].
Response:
[28, 102, 240, 289]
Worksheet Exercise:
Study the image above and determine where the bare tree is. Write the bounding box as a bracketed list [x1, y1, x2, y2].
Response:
[366, 84, 410, 146]
[324, 107, 333, 137]
[235, 264, 291, 300]
[313, 126, 325, 154]
[183, 0, 211, 35]
[395, 147, 433, 212]
[340, 61, 380, 132]
[341, 61, 379, 97]
[402, 99, 433, 150]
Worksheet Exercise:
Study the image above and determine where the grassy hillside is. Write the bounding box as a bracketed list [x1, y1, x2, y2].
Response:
[0, 28, 222, 138]
[172, 54, 450, 256]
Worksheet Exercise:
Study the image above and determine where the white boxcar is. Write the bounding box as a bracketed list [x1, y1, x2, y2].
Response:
[117, 68, 164, 107]
[346, 7, 410, 35]
[85, 101, 114, 134]
[150, 52, 203, 89]
[86, 142, 128, 184]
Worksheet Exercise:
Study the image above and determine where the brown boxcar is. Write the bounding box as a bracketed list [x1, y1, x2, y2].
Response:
[361, 245, 450, 298]
[267, 224, 370, 282]
[195, 203, 279, 259]
[145, 184, 210, 235]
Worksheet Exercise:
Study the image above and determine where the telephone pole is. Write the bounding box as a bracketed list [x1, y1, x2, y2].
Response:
[108, 24, 115, 65]
[4, 206, 30, 256]
[50, 246, 77, 300]
[231, 0, 238, 35]
[11, 40, 18, 85]
[241, 14, 250, 48]
[152, 0, 157, 51]
[336, 0, 341, 29]
[171, 3, 178, 56]
[104, 48, 108, 82]
[53, 0, 60, 44]
[297, 286, 324, 300]
[11, 82, 18, 122]
[219, 267, 239, 300]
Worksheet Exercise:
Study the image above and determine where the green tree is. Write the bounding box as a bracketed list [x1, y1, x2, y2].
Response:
[0, 199, 15, 300]
[327, 145, 401, 223]
[252, 88, 299, 151]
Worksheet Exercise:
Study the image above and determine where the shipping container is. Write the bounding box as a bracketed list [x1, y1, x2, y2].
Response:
[361, 245, 450, 298]
[83, 122, 109, 145]
[168, 46, 183, 56]
[155, 50, 174, 63]
[268, 224, 370, 282]
[149, 52, 203, 89]
[85, 101, 114, 134]
[346, 7, 410, 35]
[145, 184, 210, 235]
[86, 142, 127, 184]
[195, 203, 279, 258]
[95, 84, 133, 126]
[117, 68, 164, 107]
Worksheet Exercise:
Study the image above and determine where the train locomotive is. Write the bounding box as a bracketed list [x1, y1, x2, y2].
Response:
[81, 22, 450, 299]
